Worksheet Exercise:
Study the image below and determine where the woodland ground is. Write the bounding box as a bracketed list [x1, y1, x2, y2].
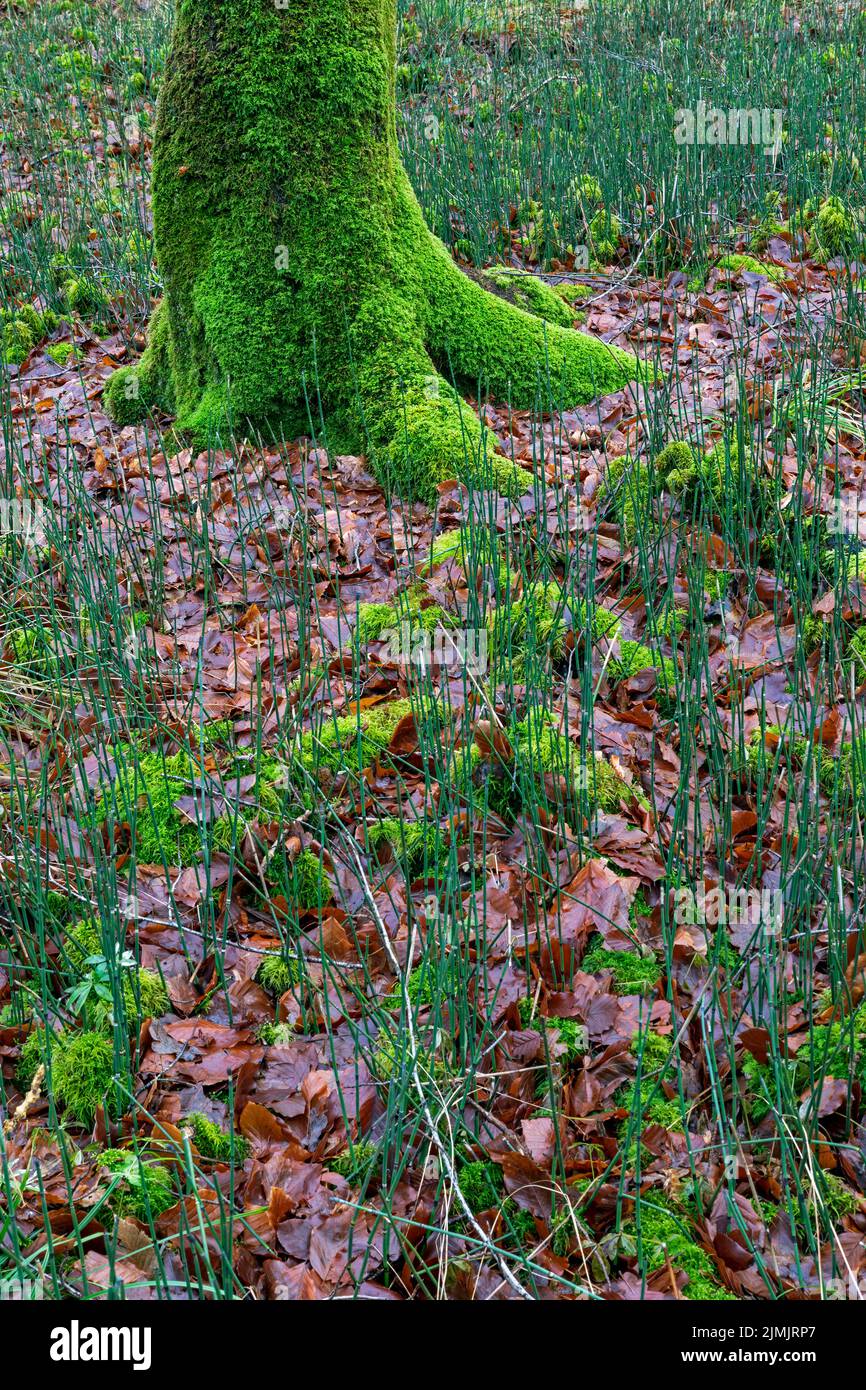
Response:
[2, 0, 866, 1302]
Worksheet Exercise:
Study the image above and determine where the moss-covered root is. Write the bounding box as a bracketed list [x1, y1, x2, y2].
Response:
[103, 0, 640, 496]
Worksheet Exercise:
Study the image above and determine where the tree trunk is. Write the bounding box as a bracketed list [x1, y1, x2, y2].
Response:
[104, 0, 638, 501]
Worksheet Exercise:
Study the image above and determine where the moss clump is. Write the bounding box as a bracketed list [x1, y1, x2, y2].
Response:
[657, 435, 774, 518]
[575, 599, 622, 643]
[46, 341, 77, 367]
[809, 196, 859, 261]
[0, 303, 58, 366]
[745, 725, 844, 796]
[97, 1149, 175, 1221]
[263, 846, 333, 911]
[95, 742, 291, 867]
[6, 624, 56, 672]
[517, 998, 588, 1062]
[458, 1159, 504, 1213]
[515, 716, 647, 814]
[813, 1173, 859, 1225]
[385, 962, 437, 1011]
[371, 1032, 448, 1083]
[608, 640, 678, 708]
[705, 570, 731, 600]
[657, 607, 687, 641]
[329, 1141, 377, 1181]
[185, 1112, 250, 1164]
[93, 746, 208, 865]
[53, 1030, 118, 1128]
[480, 267, 576, 329]
[490, 579, 568, 672]
[64, 918, 169, 1022]
[368, 817, 442, 875]
[256, 953, 300, 997]
[617, 1081, 683, 1131]
[802, 615, 827, 654]
[294, 698, 413, 777]
[628, 1199, 735, 1300]
[356, 588, 453, 644]
[717, 253, 785, 283]
[631, 1030, 673, 1074]
[102, 0, 638, 491]
[582, 937, 661, 995]
[846, 625, 866, 681]
[742, 1007, 866, 1122]
[598, 454, 654, 543]
[17, 1027, 49, 1089]
[654, 440, 699, 493]
[258, 1020, 294, 1047]
[588, 208, 621, 264]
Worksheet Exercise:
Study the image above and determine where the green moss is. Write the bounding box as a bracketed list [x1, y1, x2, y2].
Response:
[93, 745, 206, 865]
[102, 0, 638, 491]
[582, 937, 661, 995]
[385, 962, 438, 1011]
[357, 588, 452, 644]
[631, 1030, 672, 1074]
[481, 267, 575, 328]
[808, 196, 859, 261]
[608, 640, 678, 707]
[576, 599, 622, 643]
[294, 698, 413, 777]
[0, 303, 57, 366]
[717, 253, 785, 283]
[627, 1199, 735, 1300]
[256, 953, 299, 997]
[814, 1173, 859, 1224]
[471, 714, 647, 822]
[46, 341, 77, 367]
[371, 1032, 448, 1082]
[705, 570, 731, 600]
[258, 1020, 294, 1046]
[517, 998, 588, 1062]
[125, 968, 169, 1021]
[617, 1080, 683, 1131]
[803, 615, 827, 654]
[263, 847, 333, 911]
[598, 454, 654, 543]
[6, 624, 55, 672]
[846, 625, 866, 681]
[745, 725, 842, 796]
[97, 1149, 175, 1220]
[17, 1027, 48, 1089]
[96, 742, 290, 867]
[330, 1140, 377, 1181]
[368, 816, 442, 875]
[588, 208, 621, 264]
[53, 1030, 119, 1128]
[458, 1159, 504, 1213]
[490, 579, 568, 672]
[742, 1008, 866, 1123]
[186, 1112, 250, 1164]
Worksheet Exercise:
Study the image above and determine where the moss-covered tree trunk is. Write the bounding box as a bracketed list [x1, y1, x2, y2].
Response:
[105, 0, 638, 500]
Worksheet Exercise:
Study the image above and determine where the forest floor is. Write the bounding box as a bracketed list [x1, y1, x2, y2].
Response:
[2, 0, 866, 1301]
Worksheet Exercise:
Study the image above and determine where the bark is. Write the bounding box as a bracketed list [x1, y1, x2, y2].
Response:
[104, 0, 639, 501]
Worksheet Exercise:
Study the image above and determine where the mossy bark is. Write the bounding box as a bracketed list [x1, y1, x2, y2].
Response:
[104, 0, 640, 500]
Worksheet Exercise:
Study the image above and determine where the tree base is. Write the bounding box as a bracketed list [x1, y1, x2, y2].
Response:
[104, 2, 641, 502]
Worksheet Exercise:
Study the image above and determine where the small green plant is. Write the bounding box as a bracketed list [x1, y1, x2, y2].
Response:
[97, 1148, 175, 1221]
[581, 938, 661, 995]
[53, 1030, 120, 1128]
[185, 1112, 250, 1164]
